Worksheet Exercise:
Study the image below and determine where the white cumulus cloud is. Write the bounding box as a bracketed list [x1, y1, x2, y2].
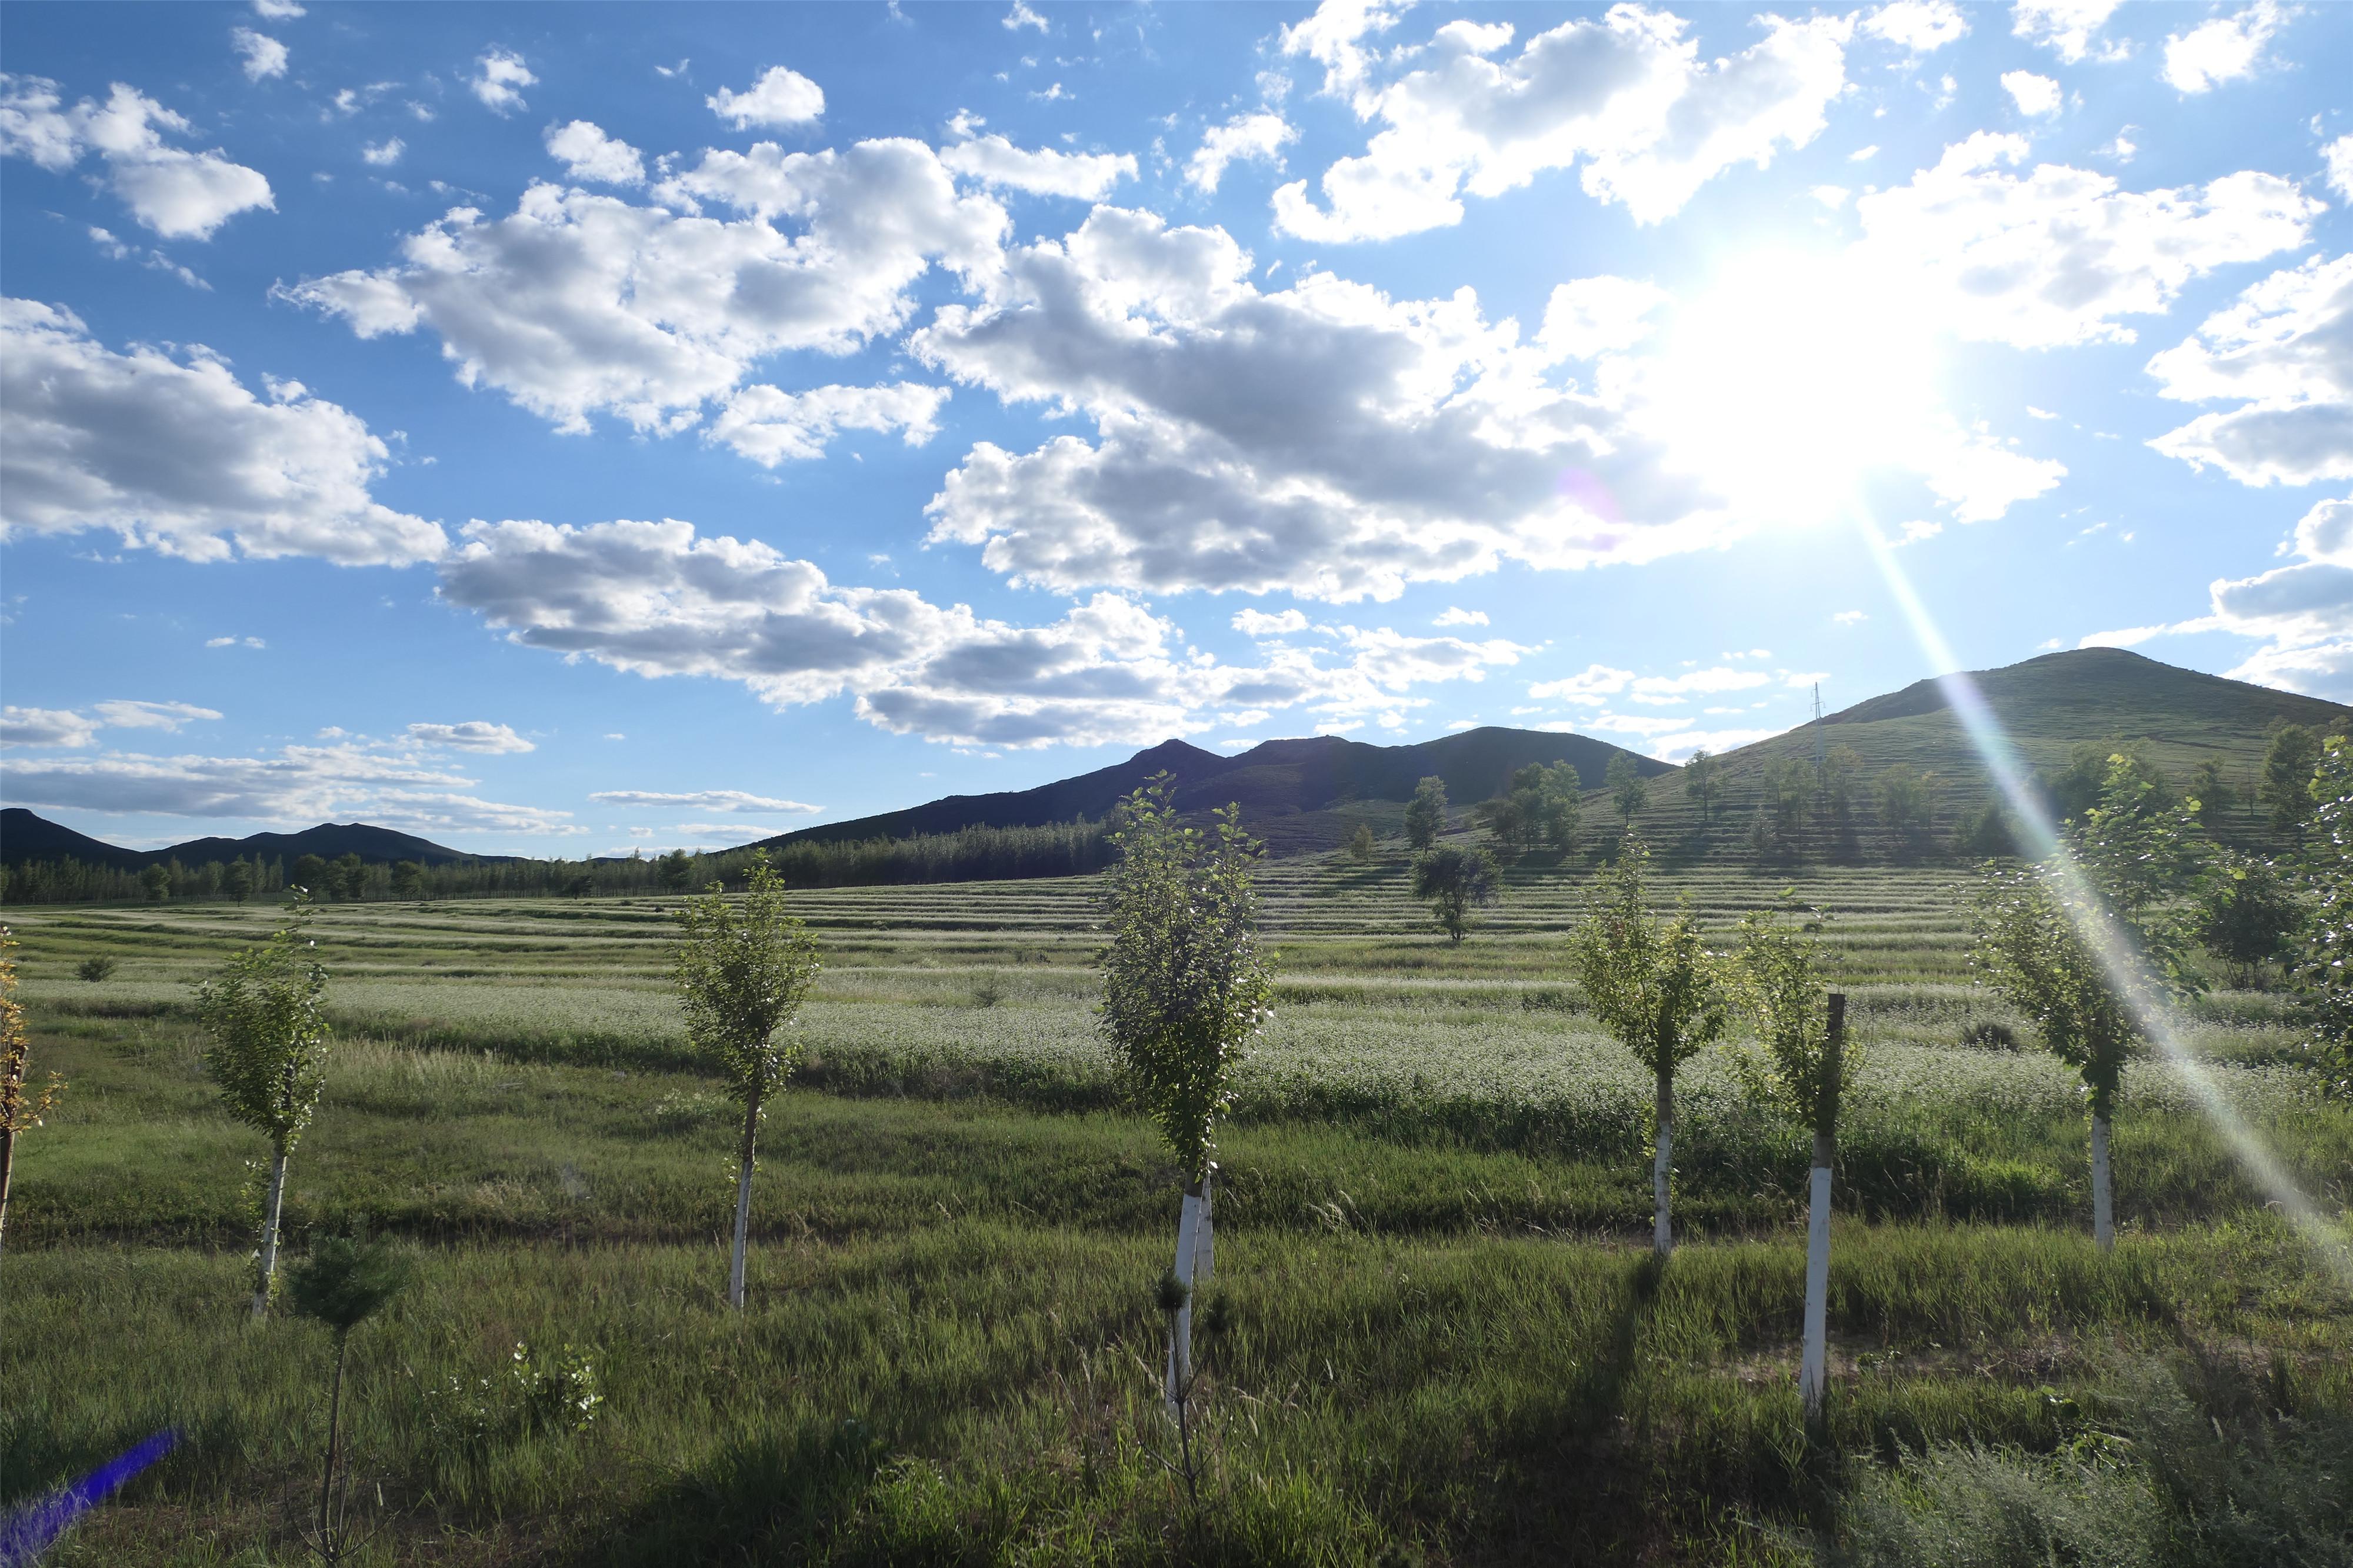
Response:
[1186, 112, 1297, 194]
[544, 120, 645, 185]
[2002, 70, 2062, 117]
[2162, 1, 2285, 94]
[913, 206, 1732, 604]
[1852, 132, 2319, 348]
[405, 720, 535, 753]
[231, 28, 288, 82]
[706, 382, 951, 466]
[939, 134, 1134, 199]
[0, 75, 274, 239]
[2011, 0, 2124, 63]
[1272, 5, 1854, 238]
[2146, 253, 2353, 488]
[708, 65, 824, 128]
[0, 298, 445, 565]
[1860, 1, 1968, 55]
[471, 49, 535, 115]
[284, 141, 1006, 436]
[431, 516, 1528, 748]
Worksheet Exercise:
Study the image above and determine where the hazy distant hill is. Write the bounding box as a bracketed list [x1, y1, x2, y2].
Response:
[764, 728, 1674, 856]
[0, 808, 489, 869]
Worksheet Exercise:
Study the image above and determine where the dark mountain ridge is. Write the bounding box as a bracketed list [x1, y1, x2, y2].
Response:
[0, 808, 490, 871]
[761, 726, 1673, 851]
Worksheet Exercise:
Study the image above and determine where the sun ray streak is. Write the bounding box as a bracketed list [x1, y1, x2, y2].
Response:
[1858, 518, 2353, 1286]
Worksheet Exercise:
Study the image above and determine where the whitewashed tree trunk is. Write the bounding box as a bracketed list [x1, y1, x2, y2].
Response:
[729, 1090, 761, 1310]
[1799, 1132, 1834, 1419]
[1652, 1070, 1674, 1259]
[2089, 1111, 2114, 1252]
[252, 1145, 288, 1319]
[1165, 1168, 1214, 1417]
[1802, 995, 1846, 1423]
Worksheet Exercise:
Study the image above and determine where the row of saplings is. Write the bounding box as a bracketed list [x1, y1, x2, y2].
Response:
[0, 742, 2321, 1555]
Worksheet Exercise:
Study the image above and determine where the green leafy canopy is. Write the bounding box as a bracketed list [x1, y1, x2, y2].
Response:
[1098, 775, 1274, 1183]
[195, 892, 332, 1153]
[671, 851, 822, 1109]
[1567, 835, 1724, 1079]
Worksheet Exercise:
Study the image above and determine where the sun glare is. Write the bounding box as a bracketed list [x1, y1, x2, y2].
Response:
[1648, 249, 1942, 522]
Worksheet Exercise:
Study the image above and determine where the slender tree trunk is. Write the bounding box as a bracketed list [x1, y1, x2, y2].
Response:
[318, 1333, 348, 1560]
[253, 1145, 289, 1319]
[730, 1086, 763, 1311]
[0, 1116, 17, 1266]
[1165, 1167, 1212, 1417]
[1802, 995, 1845, 1424]
[1652, 1067, 1674, 1259]
[2089, 1110, 2114, 1252]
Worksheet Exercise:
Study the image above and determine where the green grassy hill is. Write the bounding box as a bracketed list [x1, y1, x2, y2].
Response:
[1574, 648, 2349, 863]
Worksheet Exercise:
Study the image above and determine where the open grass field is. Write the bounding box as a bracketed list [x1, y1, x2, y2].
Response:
[5, 853, 2351, 1565]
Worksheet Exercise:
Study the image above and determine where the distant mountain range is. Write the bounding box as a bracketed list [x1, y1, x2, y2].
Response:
[7, 649, 2347, 870]
[0, 809, 488, 872]
[758, 726, 1672, 857]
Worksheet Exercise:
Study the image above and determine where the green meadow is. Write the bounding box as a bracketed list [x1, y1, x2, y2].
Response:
[4, 855, 2349, 1564]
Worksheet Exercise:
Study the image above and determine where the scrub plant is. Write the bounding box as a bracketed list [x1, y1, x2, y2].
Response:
[672, 850, 821, 1311]
[196, 892, 331, 1315]
[286, 1235, 412, 1563]
[1099, 774, 1272, 1416]
[1568, 835, 1723, 1259]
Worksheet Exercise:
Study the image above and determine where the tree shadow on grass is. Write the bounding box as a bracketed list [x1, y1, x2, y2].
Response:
[1457, 1251, 1669, 1564]
[590, 1412, 892, 1567]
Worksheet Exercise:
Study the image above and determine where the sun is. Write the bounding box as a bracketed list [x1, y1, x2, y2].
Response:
[1645, 248, 1945, 523]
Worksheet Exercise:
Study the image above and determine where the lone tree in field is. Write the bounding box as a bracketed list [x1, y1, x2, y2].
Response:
[1684, 749, 1719, 821]
[1607, 752, 1649, 828]
[1568, 835, 1723, 1259]
[1727, 906, 1848, 1421]
[1347, 823, 1377, 866]
[672, 850, 821, 1312]
[1412, 843, 1500, 943]
[1973, 755, 2200, 1251]
[1404, 775, 1450, 851]
[197, 892, 332, 1316]
[1098, 775, 1272, 1417]
[1, 926, 67, 1268]
[286, 1235, 412, 1563]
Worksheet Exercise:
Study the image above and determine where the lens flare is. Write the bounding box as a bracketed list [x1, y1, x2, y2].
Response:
[1859, 519, 2353, 1286]
[0, 1430, 178, 1565]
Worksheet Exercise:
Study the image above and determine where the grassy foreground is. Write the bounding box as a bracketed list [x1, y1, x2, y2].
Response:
[4, 871, 2351, 1564]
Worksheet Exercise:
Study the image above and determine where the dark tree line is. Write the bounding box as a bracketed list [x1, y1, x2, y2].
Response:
[2, 818, 1116, 906]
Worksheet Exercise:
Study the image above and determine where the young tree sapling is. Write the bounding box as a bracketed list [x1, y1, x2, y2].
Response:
[671, 850, 821, 1310]
[1568, 835, 1722, 1259]
[196, 892, 332, 1315]
[1098, 775, 1272, 1417]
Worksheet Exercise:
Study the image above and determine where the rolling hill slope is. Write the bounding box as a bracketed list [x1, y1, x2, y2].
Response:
[1632, 648, 2351, 856]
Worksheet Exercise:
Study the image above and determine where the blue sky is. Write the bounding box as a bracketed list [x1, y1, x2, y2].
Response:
[4, 0, 2349, 855]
